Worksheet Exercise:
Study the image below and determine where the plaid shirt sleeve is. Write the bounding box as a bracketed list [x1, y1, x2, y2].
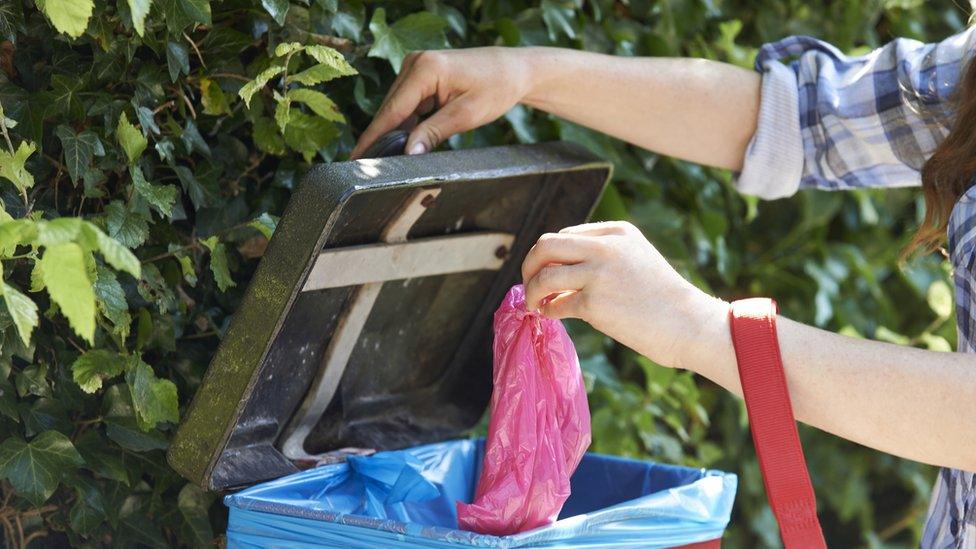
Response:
[735, 28, 976, 199]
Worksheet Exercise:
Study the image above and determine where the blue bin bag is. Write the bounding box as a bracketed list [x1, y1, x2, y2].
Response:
[224, 439, 736, 548]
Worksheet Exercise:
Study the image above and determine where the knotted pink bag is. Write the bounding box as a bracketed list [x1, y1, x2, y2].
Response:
[456, 284, 591, 535]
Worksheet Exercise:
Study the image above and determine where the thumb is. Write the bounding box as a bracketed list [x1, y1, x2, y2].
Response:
[406, 96, 481, 155]
[539, 291, 585, 320]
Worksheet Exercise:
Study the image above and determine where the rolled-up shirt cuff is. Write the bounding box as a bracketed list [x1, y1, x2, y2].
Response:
[733, 60, 804, 200]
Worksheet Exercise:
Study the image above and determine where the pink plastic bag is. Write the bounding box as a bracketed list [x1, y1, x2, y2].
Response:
[456, 284, 591, 535]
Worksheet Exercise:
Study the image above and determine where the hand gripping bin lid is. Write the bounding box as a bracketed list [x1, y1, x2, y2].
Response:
[166, 140, 736, 547]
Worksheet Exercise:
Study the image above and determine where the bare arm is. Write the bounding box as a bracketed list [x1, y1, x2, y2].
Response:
[521, 49, 759, 170]
[685, 297, 976, 472]
[352, 47, 760, 171]
[520, 221, 976, 473]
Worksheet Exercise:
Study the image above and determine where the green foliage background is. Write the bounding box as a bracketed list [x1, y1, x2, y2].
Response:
[0, 0, 966, 546]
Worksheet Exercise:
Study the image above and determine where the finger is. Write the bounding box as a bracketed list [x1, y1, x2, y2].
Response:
[398, 51, 422, 78]
[415, 95, 437, 116]
[521, 233, 597, 285]
[559, 221, 632, 236]
[397, 96, 438, 134]
[352, 67, 434, 159]
[405, 93, 486, 155]
[540, 291, 586, 320]
[376, 53, 423, 116]
[524, 264, 591, 311]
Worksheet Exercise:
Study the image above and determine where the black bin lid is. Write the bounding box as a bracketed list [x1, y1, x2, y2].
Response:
[167, 141, 611, 491]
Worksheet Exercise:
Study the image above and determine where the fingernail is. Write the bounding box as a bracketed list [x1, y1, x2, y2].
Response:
[408, 142, 427, 155]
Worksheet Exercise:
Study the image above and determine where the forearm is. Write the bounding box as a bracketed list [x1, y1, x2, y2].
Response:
[520, 48, 761, 171]
[678, 297, 976, 472]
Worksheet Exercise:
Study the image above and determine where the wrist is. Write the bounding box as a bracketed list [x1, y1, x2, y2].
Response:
[672, 291, 731, 374]
[519, 47, 567, 110]
[678, 294, 749, 396]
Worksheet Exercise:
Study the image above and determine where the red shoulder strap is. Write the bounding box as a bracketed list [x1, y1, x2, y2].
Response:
[728, 298, 826, 548]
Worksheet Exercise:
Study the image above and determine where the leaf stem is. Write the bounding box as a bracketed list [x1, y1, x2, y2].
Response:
[183, 31, 207, 69]
[175, 85, 198, 119]
[153, 100, 176, 114]
[211, 72, 251, 82]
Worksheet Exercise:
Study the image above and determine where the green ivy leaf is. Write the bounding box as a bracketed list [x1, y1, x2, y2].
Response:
[55, 126, 104, 185]
[286, 88, 345, 123]
[102, 384, 168, 452]
[249, 212, 278, 239]
[261, 0, 289, 25]
[176, 253, 197, 286]
[274, 93, 292, 131]
[36, 0, 93, 38]
[0, 377, 18, 422]
[126, 0, 153, 36]
[166, 41, 190, 82]
[540, 0, 577, 41]
[136, 106, 161, 136]
[125, 357, 178, 431]
[368, 8, 449, 72]
[131, 165, 178, 219]
[0, 431, 84, 505]
[201, 235, 235, 291]
[252, 117, 286, 155]
[173, 165, 212, 210]
[37, 217, 83, 248]
[20, 399, 71, 438]
[30, 260, 44, 293]
[178, 484, 214, 545]
[286, 46, 356, 85]
[82, 224, 141, 278]
[117, 112, 147, 165]
[330, 2, 364, 41]
[94, 264, 132, 338]
[105, 201, 150, 249]
[69, 478, 106, 535]
[927, 280, 953, 320]
[160, 0, 211, 32]
[920, 332, 952, 352]
[281, 112, 339, 161]
[2, 282, 38, 346]
[40, 242, 96, 344]
[15, 363, 49, 398]
[305, 44, 350, 66]
[0, 219, 15, 245]
[0, 140, 37, 194]
[199, 78, 230, 115]
[273, 41, 305, 57]
[239, 65, 285, 108]
[72, 350, 126, 393]
[288, 63, 354, 86]
[180, 119, 210, 157]
[179, 0, 211, 24]
[75, 432, 129, 485]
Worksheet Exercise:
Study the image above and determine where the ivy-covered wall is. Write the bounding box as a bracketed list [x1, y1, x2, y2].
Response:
[0, 0, 966, 546]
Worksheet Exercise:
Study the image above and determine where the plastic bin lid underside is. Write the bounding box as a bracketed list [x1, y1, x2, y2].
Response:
[167, 142, 611, 491]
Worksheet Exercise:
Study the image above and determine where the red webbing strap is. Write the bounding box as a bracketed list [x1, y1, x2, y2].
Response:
[729, 298, 826, 549]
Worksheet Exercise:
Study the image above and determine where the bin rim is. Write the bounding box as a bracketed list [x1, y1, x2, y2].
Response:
[223, 439, 737, 547]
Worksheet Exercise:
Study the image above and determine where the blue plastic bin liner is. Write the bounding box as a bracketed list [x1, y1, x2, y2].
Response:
[224, 439, 736, 548]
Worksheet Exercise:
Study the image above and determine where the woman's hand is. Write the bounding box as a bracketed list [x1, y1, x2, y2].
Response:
[521, 221, 728, 369]
[350, 47, 535, 159]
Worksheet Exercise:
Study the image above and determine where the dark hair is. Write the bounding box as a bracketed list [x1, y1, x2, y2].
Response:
[910, 51, 976, 255]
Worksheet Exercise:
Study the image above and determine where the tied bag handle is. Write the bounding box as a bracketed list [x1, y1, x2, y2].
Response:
[728, 298, 827, 548]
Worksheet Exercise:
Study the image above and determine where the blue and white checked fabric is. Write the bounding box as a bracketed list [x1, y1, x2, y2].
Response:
[737, 27, 976, 547]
